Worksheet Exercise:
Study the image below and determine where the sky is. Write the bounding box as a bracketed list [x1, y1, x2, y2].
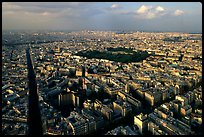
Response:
[2, 2, 202, 33]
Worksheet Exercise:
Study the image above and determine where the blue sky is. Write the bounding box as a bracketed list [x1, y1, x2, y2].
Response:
[2, 2, 202, 33]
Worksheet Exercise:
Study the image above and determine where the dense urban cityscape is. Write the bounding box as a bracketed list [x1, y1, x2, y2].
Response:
[2, 30, 202, 135]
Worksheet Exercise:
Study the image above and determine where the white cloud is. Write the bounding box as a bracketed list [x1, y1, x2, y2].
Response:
[136, 5, 151, 14]
[155, 6, 165, 12]
[173, 9, 184, 16]
[136, 5, 166, 19]
[111, 4, 120, 9]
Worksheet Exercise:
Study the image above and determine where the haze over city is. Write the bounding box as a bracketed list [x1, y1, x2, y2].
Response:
[2, 2, 202, 33]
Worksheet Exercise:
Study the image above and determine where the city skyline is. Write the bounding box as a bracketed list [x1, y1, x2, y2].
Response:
[2, 2, 202, 33]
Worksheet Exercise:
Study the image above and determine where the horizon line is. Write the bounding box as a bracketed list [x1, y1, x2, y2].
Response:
[2, 29, 202, 34]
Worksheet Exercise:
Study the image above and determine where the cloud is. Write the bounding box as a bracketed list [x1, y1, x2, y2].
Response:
[173, 9, 184, 16]
[155, 6, 165, 12]
[111, 4, 120, 9]
[136, 5, 166, 19]
[2, 2, 100, 22]
[3, 2, 93, 15]
[2, 2, 22, 10]
[136, 5, 152, 14]
[2, 2, 103, 30]
[2, 2, 201, 32]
